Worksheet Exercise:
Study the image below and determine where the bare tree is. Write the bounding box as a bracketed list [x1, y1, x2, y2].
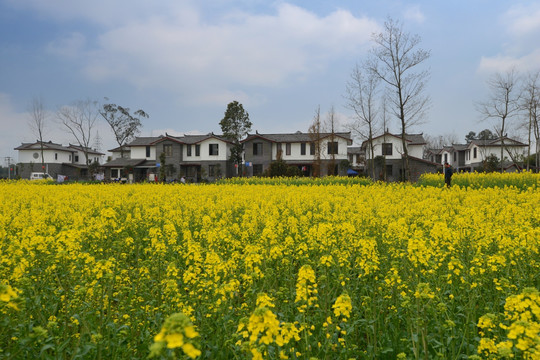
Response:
[57, 99, 99, 169]
[476, 69, 522, 171]
[345, 64, 380, 178]
[367, 17, 431, 181]
[522, 71, 540, 171]
[308, 106, 323, 177]
[325, 106, 339, 175]
[28, 97, 48, 173]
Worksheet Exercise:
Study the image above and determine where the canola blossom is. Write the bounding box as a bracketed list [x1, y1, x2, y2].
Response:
[0, 175, 539, 359]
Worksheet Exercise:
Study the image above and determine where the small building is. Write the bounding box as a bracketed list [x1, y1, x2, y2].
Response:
[362, 132, 439, 181]
[102, 133, 235, 182]
[347, 146, 365, 174]
[242, 131, 353, 177]
[14, 141, 104, 180]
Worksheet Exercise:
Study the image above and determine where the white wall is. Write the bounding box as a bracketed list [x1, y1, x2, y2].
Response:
[131, 146, 156, 160]
[196, 138, 231, 161]
[366, 136, 424, 161]
[18, 149, 72, 164]
[274, 138, 349, 161]
[465, 144, 526, 166]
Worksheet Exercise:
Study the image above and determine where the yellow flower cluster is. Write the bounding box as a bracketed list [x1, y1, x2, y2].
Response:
[0, 176, 538, 358]
[237, 294, 301, 360]
[0, 284, 21, 311]
[150, 312, 201, 359]
[478, 288, 540, 358]
[295, 265, 318, 313]
[332, 294, 352, 320]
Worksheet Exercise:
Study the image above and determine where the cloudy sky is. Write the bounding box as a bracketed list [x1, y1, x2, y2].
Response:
[2, 0, 540, 163]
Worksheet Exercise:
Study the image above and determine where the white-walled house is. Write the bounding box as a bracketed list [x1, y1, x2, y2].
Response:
[431, 137, 528, 172]
[464, 137, 527, 170]
[242, 131, 353, 176]
[362, 132, 438, 181]
[14, 141, 104, 179]
[102, 133, 235, 182]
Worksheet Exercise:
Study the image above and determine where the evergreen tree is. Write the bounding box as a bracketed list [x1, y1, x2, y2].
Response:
[219, 101, 252, 174]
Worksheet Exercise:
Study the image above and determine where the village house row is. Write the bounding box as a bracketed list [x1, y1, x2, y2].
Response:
[14, 131, 528, 182]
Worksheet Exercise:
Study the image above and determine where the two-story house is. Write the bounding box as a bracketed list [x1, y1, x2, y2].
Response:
[102, 133, 235, 182]
[242, 131, 353, 176]
[429, 136, 527, 172]
[14, 141, 104, 180]
[362, 132, 438, 181]
[464, 137, 527, 171]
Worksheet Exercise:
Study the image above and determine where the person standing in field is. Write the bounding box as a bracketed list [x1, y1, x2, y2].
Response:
[444, 162, 453, 187]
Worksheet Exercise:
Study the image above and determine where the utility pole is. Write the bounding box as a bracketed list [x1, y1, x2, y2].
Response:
[5, 157, 13, 179]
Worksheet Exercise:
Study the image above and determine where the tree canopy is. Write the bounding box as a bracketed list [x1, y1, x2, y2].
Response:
[219, 101, 252, 168]
[99, 101, 148, 157]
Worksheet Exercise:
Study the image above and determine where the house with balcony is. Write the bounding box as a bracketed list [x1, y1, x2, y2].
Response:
[241, 131, 353, 176]
[102, 133, 235, 182]
[428, 136, 527, 172]
[362, 132, 439, 181]
[14, 141, 104, 180]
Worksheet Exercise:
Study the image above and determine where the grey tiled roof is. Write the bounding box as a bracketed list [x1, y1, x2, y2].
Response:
[243, 132, 352, 143]
[14, 141, 70, 152]
[126, 137, 160, 146]
[101, 158, 147, 167]
[470, 137, 526, 147]
[347, 146, 363, 154]
[67, 144, 105, 155]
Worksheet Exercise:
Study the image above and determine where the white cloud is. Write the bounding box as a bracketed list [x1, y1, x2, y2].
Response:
[478, 49, 540, 73]
[505, 3, 540, 36]
[403, 5, 425, 24]
[478, 3, 540, 75]
[40, 3, 379, 106]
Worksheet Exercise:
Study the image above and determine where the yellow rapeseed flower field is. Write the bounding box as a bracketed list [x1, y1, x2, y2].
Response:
[0, 175, 538, 359]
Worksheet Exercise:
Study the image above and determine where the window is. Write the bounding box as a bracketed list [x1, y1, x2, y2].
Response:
[163, 144, 173, 156]
[253, 142, 263, 156]
[473, 147, 477, 159]
[187, 145, 192, 156]
[209, 144, 219, 156]
[382, 143, 392, 156]
[69, 155, 72, 162]
[75, 155, 79, 162]
[356, 154, 361, 163]
[55, 153, 58, 160]
[146, 146, 151, 157]
[327, 141, 338, 155]
[209, 164, 220, 177]
[195, 144, 200, 156]
[111, 169, 120, 178]
[310, 142, 315, 155]
[453, 152, 457, 162]
[286, 143, 291, 156]
[300, 142, 306, 155]
[444, 154, 448, 163]
[253, 164, 263, 176]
